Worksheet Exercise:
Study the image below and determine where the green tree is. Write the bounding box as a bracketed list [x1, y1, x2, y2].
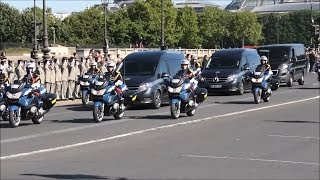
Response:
[227, 11, 262, 47]
[127, 0, 179, 47]
[198, 7, 229, 49]
[176, 6, 200, 48]
[0, 3, 23, 44]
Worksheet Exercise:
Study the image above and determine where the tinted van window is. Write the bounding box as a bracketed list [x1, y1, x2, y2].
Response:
[167, 59, 181, 75]
[246, 52, 260, 67]
[158, 60, 169, 74]
[257, 47, 290, 62]
[125, 59, 159, 76]
[208, 55, 240, 69]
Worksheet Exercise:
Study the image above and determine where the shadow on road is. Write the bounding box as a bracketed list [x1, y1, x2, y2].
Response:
[215, 101, 254, 104]
[66, 105, 93, 112]
[50, 118, 96, 123]
[292, 87, 320, 90]
[20, 174, 128, 180]
[0, 122, 32, 128]
[264, 120, 319, 124]
[127, 114, 173, 120]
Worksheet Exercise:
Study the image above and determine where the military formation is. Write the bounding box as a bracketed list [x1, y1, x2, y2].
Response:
[0, 50, 124, 101]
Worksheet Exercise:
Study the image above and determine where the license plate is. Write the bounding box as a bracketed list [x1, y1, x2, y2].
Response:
[210, 84, 222, 88]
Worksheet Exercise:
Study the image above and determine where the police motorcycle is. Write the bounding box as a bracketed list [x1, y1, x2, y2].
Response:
[250, 68, 279, 104]
[78, 73, 98, 105]
[167, 73, 207, 119]
[0, 84, 9, 121]
[4, 80, 56, 128]
[91, 76, 129, 122]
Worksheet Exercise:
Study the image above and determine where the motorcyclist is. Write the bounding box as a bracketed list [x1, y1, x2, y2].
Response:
[23, 63, 42, 108]
[253, 56, 273, 94]
[103, 61, 124, 105]
[175, 59, 194, 80]
[87, 61, 101, 76]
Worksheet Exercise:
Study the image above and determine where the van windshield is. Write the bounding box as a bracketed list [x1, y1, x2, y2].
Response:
[257, 47, 290, 62]
[207, 56, 240, 69]
[122, 59, 159, 76]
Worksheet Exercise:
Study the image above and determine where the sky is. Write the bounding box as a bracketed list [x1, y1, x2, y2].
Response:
[2, 0, 232, 13]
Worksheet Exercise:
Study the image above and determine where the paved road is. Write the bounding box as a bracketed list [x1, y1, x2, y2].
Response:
[1, 73, 319, 179]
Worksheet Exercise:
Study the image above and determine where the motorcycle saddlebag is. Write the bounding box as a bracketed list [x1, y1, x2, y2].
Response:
[42, 93, 57, 110]
[270, 79, 280, 91]
[195, 88, 208, 103]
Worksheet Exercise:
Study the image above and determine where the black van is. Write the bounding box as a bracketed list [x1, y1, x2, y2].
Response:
[121, 50, 184, 109]
[199, 48, 261, 95]
[256, 44, 307, 87]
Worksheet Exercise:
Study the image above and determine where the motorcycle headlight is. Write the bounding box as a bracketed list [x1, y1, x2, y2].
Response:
[168, 86, 182, 93]
[139, 83, 150, 92]
[80, 81, 90, 86]
[227, 74, 237, 82]
[279, 64, 288, 70]
[91, 89, 106, 96]
[6, 91, 22, 99]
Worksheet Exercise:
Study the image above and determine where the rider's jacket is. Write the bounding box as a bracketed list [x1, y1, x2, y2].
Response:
[176, 68, 194, 80]
[87, 68, 102, 76]
[103, 71, 122, 83]
[256, 64, 271, 72]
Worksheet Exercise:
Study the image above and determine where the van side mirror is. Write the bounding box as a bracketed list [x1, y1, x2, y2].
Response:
[161, 73, 170, 79]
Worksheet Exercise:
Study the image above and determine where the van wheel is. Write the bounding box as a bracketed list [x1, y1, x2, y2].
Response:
[151, 90, 161, 109]
[287, 75, 293, 87]
[236, 81, 244, 95]
[298, 74, 304, 85]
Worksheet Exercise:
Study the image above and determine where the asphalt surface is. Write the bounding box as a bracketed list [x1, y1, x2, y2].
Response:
[1, 73, 319, 179]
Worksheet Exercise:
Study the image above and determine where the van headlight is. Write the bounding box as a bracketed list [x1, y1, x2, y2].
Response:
[91, 89, 106, 95]
[6, 91, 22, 99]
[139, 83, 150, 92]
[279, 64, 288, 70]
[227, 74, 237, 82]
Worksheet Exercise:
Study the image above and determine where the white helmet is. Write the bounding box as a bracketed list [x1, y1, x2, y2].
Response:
[106, 61, 116, 68]
[181, 59, 190, 66]
[90, 61, 97, 67]
[260, 56, 268, 62]
[26, 62, 36, 73]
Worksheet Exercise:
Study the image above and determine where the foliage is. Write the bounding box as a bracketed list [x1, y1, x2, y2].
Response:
[1, 1, 319, 49]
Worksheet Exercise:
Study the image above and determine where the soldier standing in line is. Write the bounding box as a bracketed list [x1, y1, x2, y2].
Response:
[37, 61, 45, 87]
[68, 57, 77, 100]
[54, 59, 62, 100]
[15, 60, 27, 81]
[50, 60, 56, 94]
[80, 57, 87, 75]
[8, 60, 15, 84]
[74, 59, 81, 99]
[61, 57, 69, 100]
[44, 60, 52, 93]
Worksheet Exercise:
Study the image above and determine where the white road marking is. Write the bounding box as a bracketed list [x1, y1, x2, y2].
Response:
[181, 155, 320, 166]
[1, 89, 298, 144]
[1, 96, 318, 160]
[268, 135, 320, 140]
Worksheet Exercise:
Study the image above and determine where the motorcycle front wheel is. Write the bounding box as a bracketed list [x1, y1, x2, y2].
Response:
[93, 104, 104, 123]
[9, 109, 21, 128]
[253, 90, 261, 104]
[170, 103, 180, 119]
[82, 91, 89, 105]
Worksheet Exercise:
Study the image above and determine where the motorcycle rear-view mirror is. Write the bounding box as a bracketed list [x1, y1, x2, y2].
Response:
[161, 73, 170, 79]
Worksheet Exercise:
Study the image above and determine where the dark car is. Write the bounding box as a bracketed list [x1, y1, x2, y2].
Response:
[256, 44, 307, 87]
[120, 50, 184, 109]
[199, 48, 261, 95]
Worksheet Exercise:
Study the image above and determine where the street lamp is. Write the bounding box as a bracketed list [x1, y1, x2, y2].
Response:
[31, 0, 39, 62]
[51, 27, 56, 45]
[103, 0, 109, 59]
[42, 0, 51, 61]
[160, 0, 165, 50]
